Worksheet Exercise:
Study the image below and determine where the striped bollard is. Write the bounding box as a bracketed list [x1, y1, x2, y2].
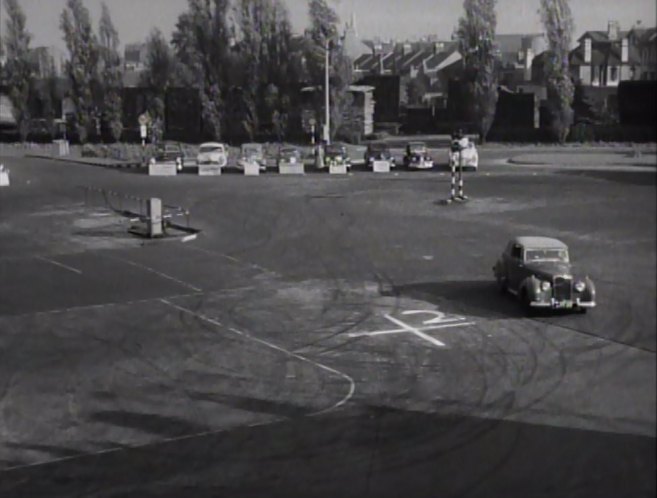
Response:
[457, 150, 467, 201]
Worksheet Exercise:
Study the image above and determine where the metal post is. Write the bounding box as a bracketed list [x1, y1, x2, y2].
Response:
[450, 156, 456, 202]
[457, 150, 463, 199]
[324, 38, 331, 145]
[458, 148, 468, 200]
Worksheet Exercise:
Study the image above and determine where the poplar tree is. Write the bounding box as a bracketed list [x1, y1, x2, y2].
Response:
[235, 0, 295, 139]
[98, 2, 123, 142]
[456, 0, 498, 142]
[60, 0, 100, 143]
[540, 0, 575, 143]
[171, 0, 235, 140]
[3, 0, 34, 141]
[307, 0, 353, 141]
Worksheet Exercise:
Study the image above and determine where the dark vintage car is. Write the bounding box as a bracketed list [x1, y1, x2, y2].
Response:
[321, 143, 351, 170]
[493, 236, 596, 313]
[149, 142, 184, 170]
[364, 142, 396, 168]
[277, 146, 302, 167]
[403, 141, 433, 169]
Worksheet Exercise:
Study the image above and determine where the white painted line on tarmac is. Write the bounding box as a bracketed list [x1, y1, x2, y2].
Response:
[36, 256, 82, 275]
[382, 313, 447, 347]
[183, 244, 278, 276]
[161, 299, 355, 415]
[105, 255, 202, 293]
[9, 292, 205, 319]
[348, 317, 470, 338]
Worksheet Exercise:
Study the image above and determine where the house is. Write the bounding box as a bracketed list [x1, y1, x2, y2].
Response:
[124, 43, 148, 71]
[627, 25, 657, 80]
[493, 33, 547, 89]
[569, 21, 642, 87]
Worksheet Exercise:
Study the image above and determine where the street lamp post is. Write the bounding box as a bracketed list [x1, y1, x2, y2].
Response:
[324, 38, 331, 145]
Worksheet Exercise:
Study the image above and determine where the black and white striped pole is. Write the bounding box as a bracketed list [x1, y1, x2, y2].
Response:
[457, 148, 467, 200]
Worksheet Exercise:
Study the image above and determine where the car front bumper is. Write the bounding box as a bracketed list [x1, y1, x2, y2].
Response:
[530, 298, 596, 309]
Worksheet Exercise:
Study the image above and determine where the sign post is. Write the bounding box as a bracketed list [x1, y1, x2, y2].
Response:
[138, 113, 150, 147]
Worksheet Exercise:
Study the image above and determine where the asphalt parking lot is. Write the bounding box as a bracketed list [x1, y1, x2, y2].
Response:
[0, 148, 655, 497]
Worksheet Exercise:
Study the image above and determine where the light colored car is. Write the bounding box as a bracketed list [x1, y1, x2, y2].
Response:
[449, 137, 479, 170]
[196, 142, 228, 168]
[493, 236, 596, 313]
[404, 141, 434, 169]
[236, 143, 266, 171]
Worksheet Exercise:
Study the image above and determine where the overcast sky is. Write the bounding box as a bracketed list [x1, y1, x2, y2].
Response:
[2, 0, 655, 51]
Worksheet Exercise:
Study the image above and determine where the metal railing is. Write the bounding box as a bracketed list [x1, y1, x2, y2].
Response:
[80, 186, 192, 229]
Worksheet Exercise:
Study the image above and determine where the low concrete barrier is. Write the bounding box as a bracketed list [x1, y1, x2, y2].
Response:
[198, 164, 222, 176]
[329, 164, 348, 174]
[372, 160, 391, 173]
[243, 162, 260, 176]
[148, 162, 177, 176]
[279, 162, 304, 175]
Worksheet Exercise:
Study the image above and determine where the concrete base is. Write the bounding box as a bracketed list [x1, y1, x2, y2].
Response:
[148, 162, 177, 176]
[279, 163, 305, 175]
[329, 164, 348, 174]
[0, 171, 9, 187]
[198, 164, 222, 176]
[243, 163, 260, 176]
[372, 160, 391, 173]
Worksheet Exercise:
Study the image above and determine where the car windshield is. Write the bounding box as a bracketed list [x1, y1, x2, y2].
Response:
[409, 143, 426, 153]
[200, 145, 223, 153]
[369, 144, 388, 153]
[242, 145, 262, 156]
[326, 146, 345, 155]
[525, 248, 569, 262]
[280, 148, 298, 158]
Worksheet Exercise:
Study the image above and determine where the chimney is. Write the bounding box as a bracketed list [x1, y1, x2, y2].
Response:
[584, 38, 592, 63]
[608, 20, 620, 41]
[524, 48, 534, 81]
[621, 38, 628, 63]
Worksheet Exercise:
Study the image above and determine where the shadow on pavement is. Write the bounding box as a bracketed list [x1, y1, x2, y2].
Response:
[88, 410, 210, 439]
[1, 405, 654, 498]
[393, 280, 526, 319]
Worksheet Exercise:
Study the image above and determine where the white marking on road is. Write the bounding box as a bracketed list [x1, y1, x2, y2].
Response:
[160, 299, 355, 415]
[1, 295, 356, 473]
[347, 309, 475, 348]
[183, 244, 278, 275]
[105, 255, 202, 292]
[383, 313, 447, 347]
[36, 256, 82, 275]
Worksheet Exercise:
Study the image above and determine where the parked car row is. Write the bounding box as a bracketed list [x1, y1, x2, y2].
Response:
[148, 139, 480, 172]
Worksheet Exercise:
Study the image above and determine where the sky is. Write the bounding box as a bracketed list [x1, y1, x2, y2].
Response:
[1, 0, 655, 52]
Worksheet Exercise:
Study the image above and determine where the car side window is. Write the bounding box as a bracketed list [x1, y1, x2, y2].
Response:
[511, 244, 522, 260]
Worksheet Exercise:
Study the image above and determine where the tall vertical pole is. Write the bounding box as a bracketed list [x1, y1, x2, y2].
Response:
[324, 38, 331, 145]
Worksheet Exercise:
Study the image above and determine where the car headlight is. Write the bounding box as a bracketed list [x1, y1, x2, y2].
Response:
[540, 280, 551, 292]
[574, 281, 586, 292]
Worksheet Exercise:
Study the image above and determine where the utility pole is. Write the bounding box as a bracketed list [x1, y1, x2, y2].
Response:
[324, 38, 331, 145]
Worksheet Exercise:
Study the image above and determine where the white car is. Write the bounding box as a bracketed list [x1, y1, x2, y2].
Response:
[196, 142, 228, 168]
[449, 138, 479, 170]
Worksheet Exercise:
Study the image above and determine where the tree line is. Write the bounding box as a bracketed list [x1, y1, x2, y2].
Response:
[1, 0, 576, 144]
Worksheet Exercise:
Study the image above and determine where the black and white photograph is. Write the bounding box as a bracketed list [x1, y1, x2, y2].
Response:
[0, 0, 655, 496]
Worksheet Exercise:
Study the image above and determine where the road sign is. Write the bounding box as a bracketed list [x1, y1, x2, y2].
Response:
[138, 113, 151, 126]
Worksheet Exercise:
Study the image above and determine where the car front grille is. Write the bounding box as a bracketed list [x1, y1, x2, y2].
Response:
[553, 276, 572, 301]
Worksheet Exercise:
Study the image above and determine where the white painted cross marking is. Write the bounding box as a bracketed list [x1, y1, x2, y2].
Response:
[347, 309, 475, 348]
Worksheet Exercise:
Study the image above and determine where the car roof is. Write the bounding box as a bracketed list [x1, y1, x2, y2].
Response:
[514, 236, 568, 249]
[242, 143, 262, 148]
[199, 142, 224, 147]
